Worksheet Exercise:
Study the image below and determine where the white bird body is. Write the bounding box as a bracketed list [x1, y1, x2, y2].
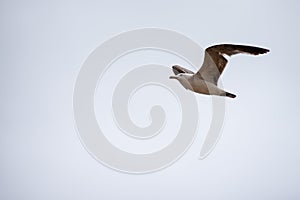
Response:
[170, 74, 226, 96]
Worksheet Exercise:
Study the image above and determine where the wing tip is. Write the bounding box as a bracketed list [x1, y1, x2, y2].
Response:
[256, 47, 270, 55]
[208, 44, 270, 54]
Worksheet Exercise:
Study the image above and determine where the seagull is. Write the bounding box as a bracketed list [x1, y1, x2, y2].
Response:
[169, 44, 269, 98]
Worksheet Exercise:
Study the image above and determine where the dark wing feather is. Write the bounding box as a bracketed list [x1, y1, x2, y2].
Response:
[172, 65, 194, 75]
[196, 44, 270, 85]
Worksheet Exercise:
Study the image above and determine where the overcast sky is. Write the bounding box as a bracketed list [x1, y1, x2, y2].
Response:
[1, 0, 300, 199]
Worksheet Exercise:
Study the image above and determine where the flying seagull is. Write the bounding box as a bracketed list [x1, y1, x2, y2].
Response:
[169, 44, 269, 98]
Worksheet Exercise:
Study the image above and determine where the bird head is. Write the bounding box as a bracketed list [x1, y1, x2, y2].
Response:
[169, 73, 193, 90]
[169, 73, 186, 80]
[169, 73, 192, 84]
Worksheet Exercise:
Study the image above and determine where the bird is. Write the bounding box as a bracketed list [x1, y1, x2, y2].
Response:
[169, 44, 269, 98]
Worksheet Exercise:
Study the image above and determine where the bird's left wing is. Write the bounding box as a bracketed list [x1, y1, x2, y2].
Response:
[195, 44, 269, 85]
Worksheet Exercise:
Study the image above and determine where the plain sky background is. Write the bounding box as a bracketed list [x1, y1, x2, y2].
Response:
[1, 0, 300, 199]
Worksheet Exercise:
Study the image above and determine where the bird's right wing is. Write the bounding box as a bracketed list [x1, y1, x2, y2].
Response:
[195, 44, 270, 85]
[172, 65, 195, 75]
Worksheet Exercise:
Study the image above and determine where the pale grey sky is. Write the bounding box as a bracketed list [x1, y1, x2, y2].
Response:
[1, 0, 300, 199]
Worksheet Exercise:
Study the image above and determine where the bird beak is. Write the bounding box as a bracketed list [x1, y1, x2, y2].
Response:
[169, 75, 177, 79]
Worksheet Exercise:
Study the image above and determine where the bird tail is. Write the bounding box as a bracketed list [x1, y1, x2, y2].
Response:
[225, 92, 236, 98]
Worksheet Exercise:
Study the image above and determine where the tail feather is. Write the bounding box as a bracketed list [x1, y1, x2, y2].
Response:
[225, 92, 236, 98]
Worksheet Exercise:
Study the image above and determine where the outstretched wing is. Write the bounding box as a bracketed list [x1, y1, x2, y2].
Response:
[196, 44, 270, 85]
[172, 65, 195, 75]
